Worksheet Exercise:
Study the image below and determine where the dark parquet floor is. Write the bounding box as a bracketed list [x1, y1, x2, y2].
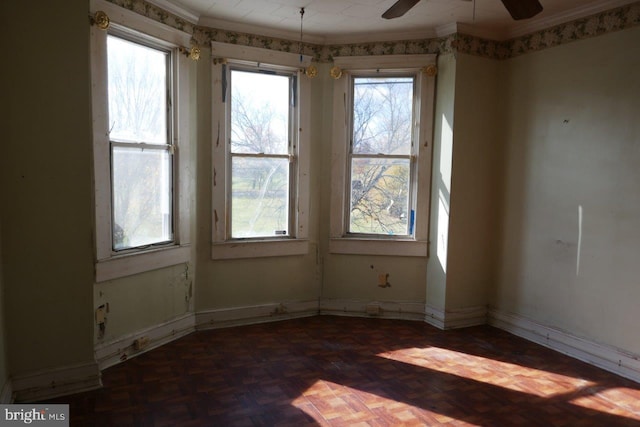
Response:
[49, 315, 640, 426]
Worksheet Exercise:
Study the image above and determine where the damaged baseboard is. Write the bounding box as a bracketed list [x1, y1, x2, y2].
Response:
[424, 304, 488, 330]
[196, 300, 319, 330]
[320, 299, 425, 321]
[11, 362, 101, 403]
[488, 309, 640, 384]
[95, 313, 195, 370]
[1, 378, 13, 403]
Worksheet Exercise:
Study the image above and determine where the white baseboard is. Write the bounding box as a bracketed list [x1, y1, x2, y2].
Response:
[95, 313, 195, 370]
[489, 309, 640, 384]
[425, 304, 487, 330]
[424, 304, 446, 329]
[320, 299, 425, 321]
[1, 378, 13, 403]
[196, 300, 319, 330]
[11, 362, 101, 403]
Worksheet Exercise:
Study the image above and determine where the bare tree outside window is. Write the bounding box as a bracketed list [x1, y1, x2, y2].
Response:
[230, 69, 292, 238]
[107, 35, 173, 250]
[350, 77, 414, 235]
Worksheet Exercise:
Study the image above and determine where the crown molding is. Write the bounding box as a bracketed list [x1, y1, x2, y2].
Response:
[146, 0, 199, 24]
[436, 0, 638, 42]
[197, 0, 637, 46]
[435, 22, 458, 38]
[110, 0, 640, 61]
[322, 28, 438, 45]
[436, 22, 508, 41]
[198, 16, 326, 45]
[198, 16, 440, 45]
[504, 0, 638, 39]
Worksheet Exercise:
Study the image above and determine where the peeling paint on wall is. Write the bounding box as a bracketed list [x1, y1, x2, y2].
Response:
[93, 263, 194, 344]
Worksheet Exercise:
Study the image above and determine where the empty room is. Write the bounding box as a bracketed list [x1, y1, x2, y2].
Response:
[1, 0, 640, 425]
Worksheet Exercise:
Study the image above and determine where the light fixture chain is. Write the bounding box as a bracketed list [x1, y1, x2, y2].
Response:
[299, 7, 305, 63]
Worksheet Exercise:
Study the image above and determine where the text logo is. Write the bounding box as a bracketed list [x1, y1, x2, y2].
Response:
[0, 405, 69, 426]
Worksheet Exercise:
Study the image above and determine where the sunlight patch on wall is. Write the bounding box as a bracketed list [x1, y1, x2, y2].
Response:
[439, 114, 453, 194]
[577, 204, 583, 276]
[437, 190, 450, 273]
[435, 113, 454, 273]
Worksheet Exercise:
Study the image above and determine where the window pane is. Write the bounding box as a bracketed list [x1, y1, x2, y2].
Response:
[352, 77, 413, 155]
[107, 35, 168, 144]
[112, 146, 172, 250]
[231, 157, 289, 238]
[230, 70, 290, 155]
[350, 157, 410, 235]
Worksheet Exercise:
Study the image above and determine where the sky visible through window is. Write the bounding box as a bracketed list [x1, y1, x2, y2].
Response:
[107, 35, 172, 250]
[349, 76, 414, 236]
[230, 69, 292, 238]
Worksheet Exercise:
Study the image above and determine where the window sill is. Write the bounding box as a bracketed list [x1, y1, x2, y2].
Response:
[211, 239, 309, 260]
[95, 245, 190, 282]
[329, 238, 427, 257]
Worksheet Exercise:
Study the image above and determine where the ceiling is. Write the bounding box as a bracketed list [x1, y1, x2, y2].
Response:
[150, 0, 636, 42]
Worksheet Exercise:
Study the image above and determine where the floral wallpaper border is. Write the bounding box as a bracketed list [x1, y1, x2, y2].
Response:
[506, 1, 640, 58]
[106, 0, 640, 61]
[106, 0, 196, 34]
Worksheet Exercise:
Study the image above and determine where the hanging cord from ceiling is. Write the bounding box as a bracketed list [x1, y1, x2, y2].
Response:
[298, 7, 318, 78]
[299, 7, 305, 63]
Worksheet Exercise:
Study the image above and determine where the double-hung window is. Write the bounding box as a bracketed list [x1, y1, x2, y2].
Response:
[211, 42, 311, 259]
[229, 67, 296, 238]
[107, 34, 173, 251]
[329, 55, 436, 256]
[90, 0, 192, 281]
[349, 75, 415, 236]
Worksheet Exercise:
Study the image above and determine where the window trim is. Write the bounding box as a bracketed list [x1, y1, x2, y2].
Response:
[90, 0, 192, 282]
[211, 42, 311, 260]
[329, 54, 436, 257]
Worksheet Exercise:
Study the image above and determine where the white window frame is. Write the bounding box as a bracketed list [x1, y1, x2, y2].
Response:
[329, 55, 436, 257]
[211, 42, 311, 260]
[90, 0, 191, 282]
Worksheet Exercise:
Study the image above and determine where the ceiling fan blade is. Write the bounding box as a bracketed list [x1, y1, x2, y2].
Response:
[500, 0, 543, 20]
[382, 0, 420, 19]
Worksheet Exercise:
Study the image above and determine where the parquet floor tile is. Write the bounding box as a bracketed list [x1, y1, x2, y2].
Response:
[48, 316, 640, 426]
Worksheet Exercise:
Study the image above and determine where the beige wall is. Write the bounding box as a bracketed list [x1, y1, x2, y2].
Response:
[322, 254, 427, 302]
[426, 53, 456, 310]
[194, 56, 428, 312]
[445, 53, 501, 310]
[0, 1, 94, 374]
[194, 48, 322, 311]
[94, 264, 193, 341]
[426, 52, 501, 313]
[318, 65, 428, 306]
[92, 39, 199, 345]
[1, 0, 639, 391]
[0, 225, 8, 398]
[494, 26, 640, 353]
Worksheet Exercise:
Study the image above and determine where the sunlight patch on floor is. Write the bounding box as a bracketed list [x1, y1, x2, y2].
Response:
[569, 387, 640, 420]
[376, 346, 595, 397]
[292, 379, 481, 426]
